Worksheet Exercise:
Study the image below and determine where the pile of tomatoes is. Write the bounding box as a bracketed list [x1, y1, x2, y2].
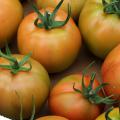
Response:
[0, 0, 120, 120]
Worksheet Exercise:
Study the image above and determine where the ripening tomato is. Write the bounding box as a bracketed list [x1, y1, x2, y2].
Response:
[48, 73, 113, 120]
[34, 0, 86, 20]
[0, 50, 51, 119]
[96, 107, 120, 120]
[0, 0, 23, 48]
[36, 116, 69, 120]
[102, 44, 120, 101]
[79, 0, 120, 58]
[17, 1, 81, 73]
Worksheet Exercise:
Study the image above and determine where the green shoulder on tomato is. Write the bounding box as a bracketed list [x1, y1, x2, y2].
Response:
[79, 0, 120, 58]
[0, 46, 51, 120]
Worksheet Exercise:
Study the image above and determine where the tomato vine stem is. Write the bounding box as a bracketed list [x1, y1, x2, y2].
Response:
[28, 0, 71, 30]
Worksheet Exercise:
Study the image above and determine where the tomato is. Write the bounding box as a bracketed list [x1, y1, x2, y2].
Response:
[96, 107, 120, 120]
[79, 0, 120, 58]
[48, 73, 114, 120]
[17, 1, 81, 73]
[0, 49, 51, 119]
[34, 0, 86, 20]
[102, 44, 120, 101]
[36, 116, 69, 120]
[0, 0, 23, 48]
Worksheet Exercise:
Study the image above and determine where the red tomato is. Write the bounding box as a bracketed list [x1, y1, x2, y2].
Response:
[79, 0, 120, 58]
[102, 44, 120, 100]
[17, 5, 81, 73]
[0, 0, 23, 47]
[48, 74, 107, 120]
[0, 53, 51, 119]
[34, 0, 86, 20]
[36, 116, 69, 120]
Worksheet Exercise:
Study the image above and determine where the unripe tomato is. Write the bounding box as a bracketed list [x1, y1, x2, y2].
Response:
[79, 0, 120, 58]
[17, 6, 81, 73]
[0, 54, 51, 120]
[34, 0, 86, 20]
[0, 0, 23, 47]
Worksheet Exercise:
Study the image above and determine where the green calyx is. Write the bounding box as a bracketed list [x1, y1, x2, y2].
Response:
[102, 0, 120, 16]
[105, 107, 114, 120]
[105, 106, 120, 120]
[73, 62, 117, 105]
[0, 45, 32, 74]
[29, 0, 71, 30]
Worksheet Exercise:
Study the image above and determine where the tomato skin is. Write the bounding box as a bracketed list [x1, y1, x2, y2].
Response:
[0, 0, 23, 48]
[102, 44, 120, 100]
[96, 108, 120, 120]
[0, 55, 51, 120]
[34, 0, 86, 20]
[36, 116, 69, 120]
[17, 8, 81, 73]
[48, 74, 102, 120]
[79, 0, 120, 58]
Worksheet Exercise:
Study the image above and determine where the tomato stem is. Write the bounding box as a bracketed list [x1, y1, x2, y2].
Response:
[28, 0, 71, 30]
[0, 45, 32, 74]
[73, 62, 117, 105]
[102, 0, 120, 16]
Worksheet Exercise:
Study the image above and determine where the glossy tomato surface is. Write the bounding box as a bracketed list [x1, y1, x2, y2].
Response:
[17, 8, 81, 73]
[0, 54, 51, 119]
[0, 0, 23, 48]
[36, 116, 69, 120]
[96, 107, 120, 120]
[102, 44, 120, 100]
[49, 74, 102, 120]
[79, 0, 120, 58]
[34, 0, 86, 20]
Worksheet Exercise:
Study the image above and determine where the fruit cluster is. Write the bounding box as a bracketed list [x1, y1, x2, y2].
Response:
[0, 0, 120, 120]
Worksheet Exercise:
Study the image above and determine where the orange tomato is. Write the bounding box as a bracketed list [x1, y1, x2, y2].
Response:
[102, 44, 120, 101]
[17, 7, 81, 73]
[0, 0, 23, 47]
[48, 74, 104, 120]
